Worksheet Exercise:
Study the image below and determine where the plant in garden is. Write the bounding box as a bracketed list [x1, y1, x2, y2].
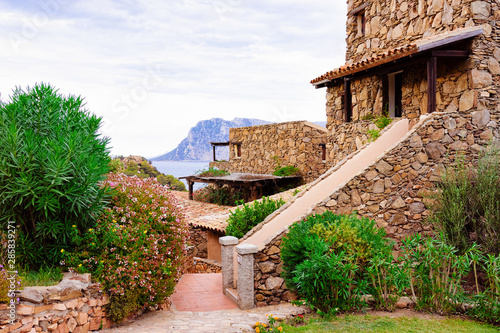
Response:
[374, 114, 392, 129]
[428, 146, 500, 255]
[254, 314, 285, 332]
[193, 185, 243, 206]
[281, 212, 393, 315]
[225, 197, 285, 238]
[367, 129, 380, 142]
[399, 234, 471, 314]
[0, 84, 110, 270]
[273, 165, 301, 177]
[66, 173, 188, 322]
[196, 166, 230, 177]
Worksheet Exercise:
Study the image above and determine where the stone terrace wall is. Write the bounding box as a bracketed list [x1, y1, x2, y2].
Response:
[252, 110, 499, 305]
[187, 226, 207, 258]
[1, 274, 112, 333]
[228, 121, 328, 183]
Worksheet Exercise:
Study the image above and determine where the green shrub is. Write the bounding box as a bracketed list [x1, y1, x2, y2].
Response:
[273, 165, 301, 177]
[428, 147, 500, 255]
[225, 197, 285, 238]
[193, 185, 243, 206]
[0, 84, 110, 270]
[400, 234, 471, 313]
[196, 166, 230, 177]
[281, 212, 394, 315]
[66, 173, 188, 322]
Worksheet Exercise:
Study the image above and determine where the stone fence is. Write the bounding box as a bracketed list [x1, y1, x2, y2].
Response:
[0, 273, 112, 333]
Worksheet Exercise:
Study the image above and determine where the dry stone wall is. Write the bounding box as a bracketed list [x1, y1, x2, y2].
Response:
[252, 111, 499, 305]
[187, 226, 207, 258]
[1, 274, 113, 333]
[227, 121, 328, 183]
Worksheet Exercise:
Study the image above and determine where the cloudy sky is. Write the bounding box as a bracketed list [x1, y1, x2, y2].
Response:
[0, 0, 347, 157]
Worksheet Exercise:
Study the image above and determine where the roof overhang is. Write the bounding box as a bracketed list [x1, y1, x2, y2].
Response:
[311, 26, 483, 88]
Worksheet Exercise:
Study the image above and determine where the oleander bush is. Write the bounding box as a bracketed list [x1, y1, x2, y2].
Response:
[0, 84, 110, 270]
[225, 196, 285, 238]
[281, 212, 396, 315]
[66, 173, 189, 322]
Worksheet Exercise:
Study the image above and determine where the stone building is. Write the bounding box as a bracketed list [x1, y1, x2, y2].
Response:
[311, 0, 499, 131]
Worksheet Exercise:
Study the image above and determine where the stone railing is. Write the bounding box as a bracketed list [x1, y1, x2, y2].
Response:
[0, 273, 111, 333]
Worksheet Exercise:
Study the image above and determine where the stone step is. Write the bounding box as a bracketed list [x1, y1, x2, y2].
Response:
[224, 287, 239, 306]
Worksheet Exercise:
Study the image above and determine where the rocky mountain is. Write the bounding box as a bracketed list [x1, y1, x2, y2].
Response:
[152, 118, 272, 161]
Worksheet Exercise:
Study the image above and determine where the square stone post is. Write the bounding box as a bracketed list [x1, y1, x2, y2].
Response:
[235, 243, 258, 310]
[219, 236, 238, 290]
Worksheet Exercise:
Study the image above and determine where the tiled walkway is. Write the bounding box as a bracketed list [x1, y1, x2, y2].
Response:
[171, 273, 238, 312]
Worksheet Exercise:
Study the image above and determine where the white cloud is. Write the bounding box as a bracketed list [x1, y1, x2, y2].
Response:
[0, 0, 347, 157]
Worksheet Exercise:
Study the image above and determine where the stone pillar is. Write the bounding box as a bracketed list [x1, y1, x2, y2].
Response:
[219, 236, 238, 290]
[235, 243, 258, 310]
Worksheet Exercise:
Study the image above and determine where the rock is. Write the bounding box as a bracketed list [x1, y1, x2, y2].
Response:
[67, 317, 77, 332]
[76, 312, 88, 326]
[430, 128, 445, 141]
[425, 142, 445, 159]
[396, 296, 415, 308]
[18, 289, 44, 304]
[376, 160, 393, 175]
[459, 90, 475, 111]
[471, 69, 493, 88]
[450, 141, 468, 151]
[373, 179, 385, 194]
[480, 129, 493, 141]
[410, 202, 426, 214]
[390, 213, 407, 225]
[280, 290, 297, 302]
[365, 170, 378, 181]
[409, 135, 423, 148]
[258, 261, 276, 274]
[472, 110, 490, 128]
[265, 277, 284, 290]
[351, 189, 362, 206]
[392, 197, 406, 209]
[415, 152, 428, 164]
[471, 1, 491, 19]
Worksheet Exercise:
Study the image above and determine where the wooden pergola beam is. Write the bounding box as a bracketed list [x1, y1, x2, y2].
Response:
[427, 56, 437, 113]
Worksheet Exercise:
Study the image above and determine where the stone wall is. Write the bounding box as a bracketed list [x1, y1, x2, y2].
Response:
[227, 121, 328, 183]
[251, 111, 499, 305]
[325, 0, 499, 129]
[1, 274, 112, 333]
[345, 0, 498, 64]
[187, 226, 207, 258]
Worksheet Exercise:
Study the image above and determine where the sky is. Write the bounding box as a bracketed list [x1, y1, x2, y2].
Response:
[0, 0, 347, 157]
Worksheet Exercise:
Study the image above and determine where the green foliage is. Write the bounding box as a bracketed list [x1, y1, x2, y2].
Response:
[225, 197, 285, 238]
[399, 234, 471, 313]
[193, 185, 243, 206]
[281, 212, 393, 315]
[66, 173, 189, 322]
[273, 165, 301, 177]
[196, 166, 230, 177]
[0, 84, 110, 270]
[428, 147, 500, 255]
[374, 114, 393, 129]
[361, 114, 375, 121]
[367, 129, 380, 142]
[112, 157, 186, 191]
[20, 267, 63, 287]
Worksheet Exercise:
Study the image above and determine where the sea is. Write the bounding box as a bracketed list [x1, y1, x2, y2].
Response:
[151, 161, 210, 191]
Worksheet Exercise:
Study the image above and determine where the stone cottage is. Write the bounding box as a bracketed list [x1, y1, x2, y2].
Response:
[311, 0, 499, 129]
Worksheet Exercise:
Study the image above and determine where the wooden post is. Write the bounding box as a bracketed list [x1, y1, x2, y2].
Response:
[344, 78, 352, 122]
[213, 145, 217, 162]
[427, 56, 437, 113]
[188, 181, 194, 200]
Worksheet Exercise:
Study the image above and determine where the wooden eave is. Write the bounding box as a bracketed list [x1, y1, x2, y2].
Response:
[311, 26, 483, 88]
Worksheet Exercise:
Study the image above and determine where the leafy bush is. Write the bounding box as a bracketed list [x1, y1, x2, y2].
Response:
[67, 173, 188, 322]
[196, 166, 230, 177]
[273, 165, 301, 177]
[225, 197, 285, 238]
[367, 129, 380, 142]
[400, 234, 471, 313]
[0, 84, 110, 270]
[281, 212, 394, 315]
[428, 147, 500, 255]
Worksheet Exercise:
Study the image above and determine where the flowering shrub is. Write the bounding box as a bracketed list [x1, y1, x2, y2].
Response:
[67, 173, 188, 322]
